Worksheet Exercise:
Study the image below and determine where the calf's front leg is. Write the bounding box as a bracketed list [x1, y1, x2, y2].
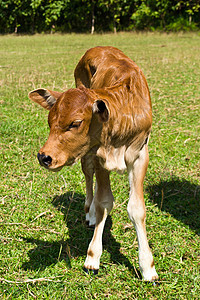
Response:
[84, 159, 114, 273]
[127, 145, 158, 281]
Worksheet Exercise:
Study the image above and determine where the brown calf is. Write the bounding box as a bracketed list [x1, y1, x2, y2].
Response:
[29, 46, 158, 281]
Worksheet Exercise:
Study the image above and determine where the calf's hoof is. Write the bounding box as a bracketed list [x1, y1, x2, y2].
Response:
[143, 270, 159, 282]
[86, 212, 96, 227]
[85, 220, 95, 229]
[152, 280, 160, 287]
[83, 266, 99, 275]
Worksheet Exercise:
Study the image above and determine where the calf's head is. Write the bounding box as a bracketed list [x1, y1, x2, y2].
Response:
[29, 87, 109, 171]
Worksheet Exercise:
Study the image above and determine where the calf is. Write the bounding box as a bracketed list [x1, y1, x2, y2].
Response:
[29, 46, 158, 281]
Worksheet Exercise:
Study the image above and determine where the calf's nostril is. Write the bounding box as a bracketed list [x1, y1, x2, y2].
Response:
[37, 153, 52, 167]
[42, 155, 52, 166]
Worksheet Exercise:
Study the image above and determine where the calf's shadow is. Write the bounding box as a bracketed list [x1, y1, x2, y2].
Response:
[22, 175, 199, 273]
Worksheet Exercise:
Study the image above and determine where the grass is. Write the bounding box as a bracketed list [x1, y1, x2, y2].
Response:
[0, 32, 199, 299]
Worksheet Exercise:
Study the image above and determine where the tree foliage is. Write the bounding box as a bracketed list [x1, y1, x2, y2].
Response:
[0, 0, 199, 33]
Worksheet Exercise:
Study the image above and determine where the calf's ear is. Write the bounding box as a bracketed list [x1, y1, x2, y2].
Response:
[28, 88, 62, 110]
[92, 99, 109, 122]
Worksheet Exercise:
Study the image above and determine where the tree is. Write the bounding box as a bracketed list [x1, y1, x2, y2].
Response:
[43, 0, 65, 30]
[0, 0, 199, 33]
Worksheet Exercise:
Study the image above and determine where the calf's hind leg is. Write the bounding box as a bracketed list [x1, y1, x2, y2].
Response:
[127, 145, 158, 281]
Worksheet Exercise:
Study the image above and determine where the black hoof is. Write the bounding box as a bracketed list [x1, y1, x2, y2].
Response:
[89, 224, 95, 229]
[83, 267, 99, 275]
[85, 221, 95, 229]
[152, 280, 160, 287]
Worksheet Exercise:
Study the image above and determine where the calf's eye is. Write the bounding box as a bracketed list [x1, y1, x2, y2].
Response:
[68, 120, 82, 130]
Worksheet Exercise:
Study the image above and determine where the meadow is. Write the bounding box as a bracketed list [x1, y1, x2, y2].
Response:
[0, 32, 199, 299]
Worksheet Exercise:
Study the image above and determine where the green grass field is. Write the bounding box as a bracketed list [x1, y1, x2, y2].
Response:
[0, 32, 199, 299]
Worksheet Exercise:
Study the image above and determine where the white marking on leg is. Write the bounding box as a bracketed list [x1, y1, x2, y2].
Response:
[84, 209, 107, 270]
